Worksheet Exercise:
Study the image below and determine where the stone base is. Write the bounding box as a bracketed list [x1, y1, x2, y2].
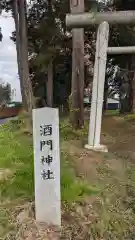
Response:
[84, 144, 108, 153]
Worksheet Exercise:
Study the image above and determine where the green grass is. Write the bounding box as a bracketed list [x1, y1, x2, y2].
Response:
[105, 109, 119, 116]
[61, 152, 99, 202]
[60, 117, 89, 141]
[0, 125, 34, 201]
[2, 116, 135, 239]
[0, 122, 96, 204]
[0, 121, 99, 239]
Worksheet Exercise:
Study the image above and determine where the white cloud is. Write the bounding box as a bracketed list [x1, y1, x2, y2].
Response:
[0, 12, 22, 102]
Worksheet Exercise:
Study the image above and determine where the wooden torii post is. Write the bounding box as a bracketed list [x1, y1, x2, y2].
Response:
[66, 11, 135, 152]
[70, 0, 84, 128]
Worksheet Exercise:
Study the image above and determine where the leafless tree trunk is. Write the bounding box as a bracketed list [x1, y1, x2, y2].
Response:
[18, 0, 34, 117]
[130, 55, 135, 113]
[70, 0, 84, 128]
[12, 0, 27, 108]
[47, 60, 53, 107]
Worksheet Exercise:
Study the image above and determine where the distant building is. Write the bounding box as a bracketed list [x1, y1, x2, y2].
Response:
[0, 102, 22, 119]
[84, 96, 120, 110]
[107, 98, 120, 110]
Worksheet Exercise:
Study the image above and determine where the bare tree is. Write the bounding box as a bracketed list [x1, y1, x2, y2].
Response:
[47, 60, 53, 107]
[12, 0, 27, 108]
[11, 0, 34, 120]
[130, 55, 135, 113]
[18, 0, 34, 121]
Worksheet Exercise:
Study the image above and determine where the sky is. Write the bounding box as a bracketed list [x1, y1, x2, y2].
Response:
[0, 11, 21, 102]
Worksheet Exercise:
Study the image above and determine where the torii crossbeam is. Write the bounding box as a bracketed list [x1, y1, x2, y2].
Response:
[66, 10, 135, 152]
[66, 11, 135, 28]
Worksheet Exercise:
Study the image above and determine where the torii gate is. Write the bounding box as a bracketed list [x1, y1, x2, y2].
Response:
[66, 11, 135, 152]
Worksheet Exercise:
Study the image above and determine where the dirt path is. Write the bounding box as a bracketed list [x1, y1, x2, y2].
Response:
[102, 116, 135, 159]
[61, 116, 135, 239]
[18, 115, 135, 240]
